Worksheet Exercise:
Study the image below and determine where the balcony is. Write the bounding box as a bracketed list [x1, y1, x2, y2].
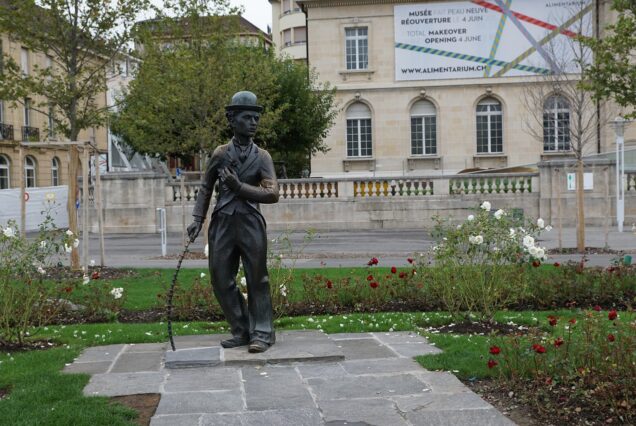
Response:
[0, 123, 14, 140]
[21, 126, 40, 142]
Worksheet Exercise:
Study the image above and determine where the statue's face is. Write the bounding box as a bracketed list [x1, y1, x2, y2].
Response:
[232, 110, 260, 138]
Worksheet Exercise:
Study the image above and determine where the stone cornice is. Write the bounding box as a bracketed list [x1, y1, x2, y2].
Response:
[298, 0, 428, 8]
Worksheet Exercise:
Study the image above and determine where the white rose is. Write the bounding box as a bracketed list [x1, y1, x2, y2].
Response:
[480, 201, 491, 211]
[494, 209, 504, 220]
[475, 235, 483, 245]
[82, 275, 90, 285]
[536, 248, 545, 259]
[467, 215, 475, 221]
[509, 228, 516, 238]
[73, 239, 80, 248]
[64, 244, 72, 253]
[523, 235, 535, 248]
[37, 266, 46, 275]
[66, 229, 74, 236]
[528, 246, 539, 256]
[110, 287, 124, 299]
[39, 240, 47, 249]
[3, 227, 15, 238]
[537, 218, 545, 229]
[200, 272, 206, 278]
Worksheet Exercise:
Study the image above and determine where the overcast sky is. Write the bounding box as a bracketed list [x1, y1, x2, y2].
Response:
[229, 0, 272, 33]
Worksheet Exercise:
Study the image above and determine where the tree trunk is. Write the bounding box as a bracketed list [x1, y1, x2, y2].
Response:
[576, 159, 585, 252]
[68, 145, 80, 270]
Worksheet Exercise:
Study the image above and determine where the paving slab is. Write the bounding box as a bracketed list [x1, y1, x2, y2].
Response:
[73, 344, 125, 363]
[150, 414, 202, 426]
[62, 360, 112, 375]
[341, 358, 423, 375]
[296, 362, 347, 379]
[242, 366, 315, 410]
[333, 338, 397, 360]
[110, 352, 163, 373]
[126, 343, 167, 353]
[200, 408, 324, 426]
[83, 372, 165, 396]
[164, 367, 241, 393]
[392, 393, 493, 412]
[308, 373, 428, 400]
[319, 398, 409, 426]
[415, 371, 471, 393]
[406, 408, 516, 426]
[154, 390, 244, 415]
[165, 347, 221, 369]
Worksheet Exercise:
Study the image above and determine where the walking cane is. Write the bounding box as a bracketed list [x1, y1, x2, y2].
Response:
[167, 237, 194, 351]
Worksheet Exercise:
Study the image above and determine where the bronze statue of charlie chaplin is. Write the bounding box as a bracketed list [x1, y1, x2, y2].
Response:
[187, 91, 280, 353]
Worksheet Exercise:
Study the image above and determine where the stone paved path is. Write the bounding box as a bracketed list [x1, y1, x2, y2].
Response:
[64, 331, 515, 426]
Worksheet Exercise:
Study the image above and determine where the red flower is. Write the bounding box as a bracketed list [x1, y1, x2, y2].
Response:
[532, 260, 541, 268]
[64, 287, 73, 293]
[369, 281, 379, 289]
[367, 274, 374, 281]
[545, 377, 553, 385]
[593, 305, 602, 312]
[391, 266, 397, 274]
[91, 271, 100, 280]
[407, 257, 414, 264]
[608, 333, 615, 342]
[532, 344, 546, 354]
[399, 272, 407, 279]
[553, 337, 564, 347]
[568, 318, 576, 325]
[547, 315, 558, 326]
[487, 359, 498, 369]
[326, 280, 333, 289]
[367, 257, 379, 266]
[489, 346, 501, 355]
[553, 262, 560, 267]
[608, 309, 617, 321]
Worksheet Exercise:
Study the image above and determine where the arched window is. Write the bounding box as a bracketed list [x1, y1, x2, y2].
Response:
[0, 155, 10, 189]
[51, 157, 60, 186]
[346, 102, 372, 157]
[24, 156, 36, 188]
[543, 96, 570, 151]
[476, 97, 503, 153]
[411, 100, 437, 155]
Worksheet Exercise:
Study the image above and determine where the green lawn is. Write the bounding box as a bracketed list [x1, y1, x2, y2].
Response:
[3, 308, 631, 425]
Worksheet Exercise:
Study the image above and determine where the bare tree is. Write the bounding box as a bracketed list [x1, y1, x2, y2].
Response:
[522, 1, 610, 252]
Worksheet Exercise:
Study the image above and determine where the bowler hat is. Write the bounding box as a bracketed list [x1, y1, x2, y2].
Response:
[225, 91, 263, 112]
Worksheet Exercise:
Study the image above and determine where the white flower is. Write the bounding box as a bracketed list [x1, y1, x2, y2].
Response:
[494, 209, 504, 220]
[37, 266, 46, 275]
[522, 235, 535, 248]
[509, 228, 516, 238]
[456, 224, 462, 229]
[72, 239, 80, 248]
[65, 229, 74, 236]
[536, 248, 545, 259]
[39, 240, 47, 249]
[3, 227, 15, 238]
[82, 275, 90, 285]
[64, 244, 72, 253]
[528, 246, 539, 257]
[480, 201, 491, 211]
[204, 244, 209, 258]
[467, 215, 475, 221]
[279, 285, 287, 297]
[45, 193, 56, 202]
[545, 225, 553, 232]
[90, 259, 96, 267]
[469, 235, 483, 245]
[110, 287, 124, 299]
[200, 272, 206, 278]
[537, 218, 545, 229]
[240, 277, 247, 287]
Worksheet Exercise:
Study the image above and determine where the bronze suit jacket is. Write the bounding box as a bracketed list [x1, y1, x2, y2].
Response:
[192, 140, 280, 222]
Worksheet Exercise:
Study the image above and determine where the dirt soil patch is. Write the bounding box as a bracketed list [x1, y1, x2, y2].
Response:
[419, 321, 532, 336]
[546, 247, 626, 255]
[0, 339, 58, 352]
[0, 387, 10, 401]
[110, 393, 161, 426]
[42, 266, 137, 281]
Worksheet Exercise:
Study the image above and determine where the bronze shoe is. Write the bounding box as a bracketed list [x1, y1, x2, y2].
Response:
[221, 336, 250, 348]
[248, 340, 270, 353]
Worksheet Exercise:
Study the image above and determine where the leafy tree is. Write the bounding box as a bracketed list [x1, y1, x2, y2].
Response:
[581, 0, 636, 119]
[0, 0, 151, 268]
[111, 7, 337, 177]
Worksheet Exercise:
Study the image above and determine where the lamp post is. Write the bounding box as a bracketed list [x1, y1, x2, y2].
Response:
[613, 116, 626, 232]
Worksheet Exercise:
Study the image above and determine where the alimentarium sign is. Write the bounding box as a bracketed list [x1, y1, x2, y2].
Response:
[394, 0, 592, 81]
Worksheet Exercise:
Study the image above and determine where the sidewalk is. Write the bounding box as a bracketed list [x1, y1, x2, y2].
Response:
[84, 227, 635, 269]
[65, 331, 515, 426]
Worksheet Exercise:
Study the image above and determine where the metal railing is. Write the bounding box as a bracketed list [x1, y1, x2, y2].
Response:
[21, 126, 39, 141]
[0, 123, 14, 140]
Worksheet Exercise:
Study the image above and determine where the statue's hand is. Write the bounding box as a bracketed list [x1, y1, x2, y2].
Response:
[187, 221, 203, 242]
[220, 167, 242, 191]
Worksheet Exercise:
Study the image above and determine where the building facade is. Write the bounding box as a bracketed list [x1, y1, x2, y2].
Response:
[0, 33, 108, 190]
[298, 0, 635, 178]
[270, 0, 308, 61]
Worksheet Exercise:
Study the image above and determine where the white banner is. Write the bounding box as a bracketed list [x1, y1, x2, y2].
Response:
[0, 186, 69, 232]
[394, 0, 591, 81]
